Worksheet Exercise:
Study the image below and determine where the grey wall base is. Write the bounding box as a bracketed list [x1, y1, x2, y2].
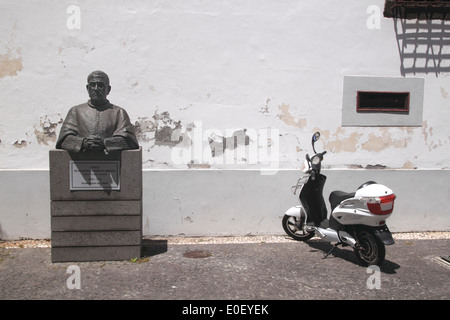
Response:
[0, 168, 449, 240]
[49, 149, 143, 263]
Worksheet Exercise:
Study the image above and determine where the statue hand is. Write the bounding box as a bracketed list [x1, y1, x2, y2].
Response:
[83, 137, 105, 151]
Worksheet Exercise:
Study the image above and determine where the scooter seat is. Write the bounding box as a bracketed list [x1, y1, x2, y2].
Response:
[329, 191, 355, 211]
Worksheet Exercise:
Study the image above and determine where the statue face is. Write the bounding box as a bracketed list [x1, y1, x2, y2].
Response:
[86, 76, 111, 106]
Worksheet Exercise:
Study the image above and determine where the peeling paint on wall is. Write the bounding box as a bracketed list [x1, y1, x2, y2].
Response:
[13, 140, 27, 148]
[208, 129, 250, 157]
[133, 116, 155, 143]
[34, 116, 63, 145]
[155, 123, 182, 147]
[133, 110, 194, 148]
[134, 110, 252, 160]
[187, 162, 211, 169]
[133, 110, 257, 169]
[314, 127, 362, 153]
[422, 120, 431, 142]
[314, 126, 416, 154]
[308, 123, 450, 169]
[362, 128, 412, 152]
[0, 53, 22, 78]
[365, 164, 387, 169]
[362, 134, 389, 152]
[422, 120, 448, 151]
[277, 103, 307, 128]
[153, 112, 196, 148]
[154, 111, 178, 146]
[259, 98, 271, 114]
[1, 22, 22, 78]
[402, 161, 416, 169]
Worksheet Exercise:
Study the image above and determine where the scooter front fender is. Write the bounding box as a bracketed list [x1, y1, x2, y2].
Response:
[285, 206, 303, 218]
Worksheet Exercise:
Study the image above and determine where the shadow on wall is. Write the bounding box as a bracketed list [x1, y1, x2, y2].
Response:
[393, 17, 450, 76]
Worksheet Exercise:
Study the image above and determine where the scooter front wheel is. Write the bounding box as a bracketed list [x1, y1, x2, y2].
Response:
[282, 214, 315, 241]
[353, 230, 386, 266]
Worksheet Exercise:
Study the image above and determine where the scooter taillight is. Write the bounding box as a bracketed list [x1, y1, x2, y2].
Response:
[367, 194, 396, 215]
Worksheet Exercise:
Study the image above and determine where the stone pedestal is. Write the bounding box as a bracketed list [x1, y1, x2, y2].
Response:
[49, 148, 142, 262]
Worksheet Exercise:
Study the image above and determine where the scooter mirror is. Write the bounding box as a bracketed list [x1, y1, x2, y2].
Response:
[312, 132, 320, 143]
[312, 132, 320, 154]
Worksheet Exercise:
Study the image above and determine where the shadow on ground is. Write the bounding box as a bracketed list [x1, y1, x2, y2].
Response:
[306, 240, 401, 274]
[141, 239, 168, 257]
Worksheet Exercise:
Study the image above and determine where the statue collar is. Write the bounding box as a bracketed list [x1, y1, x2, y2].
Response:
[88, 99, 112, 111]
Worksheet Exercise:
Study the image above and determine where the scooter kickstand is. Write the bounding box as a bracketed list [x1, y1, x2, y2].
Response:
[323, 243, 339, 259]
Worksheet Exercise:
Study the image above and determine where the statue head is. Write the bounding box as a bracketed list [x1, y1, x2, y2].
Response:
[86, 70, 111, 106]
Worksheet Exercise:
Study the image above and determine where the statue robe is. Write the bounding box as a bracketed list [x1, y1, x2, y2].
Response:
[56, 100, 139, 153]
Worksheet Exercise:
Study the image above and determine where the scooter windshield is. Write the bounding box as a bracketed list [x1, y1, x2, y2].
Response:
[299, 174, 328, 226]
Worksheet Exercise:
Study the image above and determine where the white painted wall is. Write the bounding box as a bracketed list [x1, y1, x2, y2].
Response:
[1, 1, 449, 239]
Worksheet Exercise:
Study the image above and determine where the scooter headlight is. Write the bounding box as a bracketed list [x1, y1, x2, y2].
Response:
[311, 156, 321, 165]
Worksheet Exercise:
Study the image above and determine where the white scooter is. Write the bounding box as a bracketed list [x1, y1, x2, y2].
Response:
[282, 132, 396, 266]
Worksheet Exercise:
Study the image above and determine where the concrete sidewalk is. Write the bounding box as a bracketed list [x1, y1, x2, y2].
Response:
[0, 235, 449, 302]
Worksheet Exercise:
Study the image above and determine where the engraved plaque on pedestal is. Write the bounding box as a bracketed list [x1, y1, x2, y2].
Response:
[70, 161, 120, 191]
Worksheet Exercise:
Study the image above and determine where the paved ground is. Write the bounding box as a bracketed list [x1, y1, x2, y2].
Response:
[0, 234, 449, 305]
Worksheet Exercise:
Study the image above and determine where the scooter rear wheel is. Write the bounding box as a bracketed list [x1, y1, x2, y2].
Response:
[282, 214, 315, 241]
[353, 230, 386, 266]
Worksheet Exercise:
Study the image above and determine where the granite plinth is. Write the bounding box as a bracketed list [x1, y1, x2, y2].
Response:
[49, 148, 142, 262]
